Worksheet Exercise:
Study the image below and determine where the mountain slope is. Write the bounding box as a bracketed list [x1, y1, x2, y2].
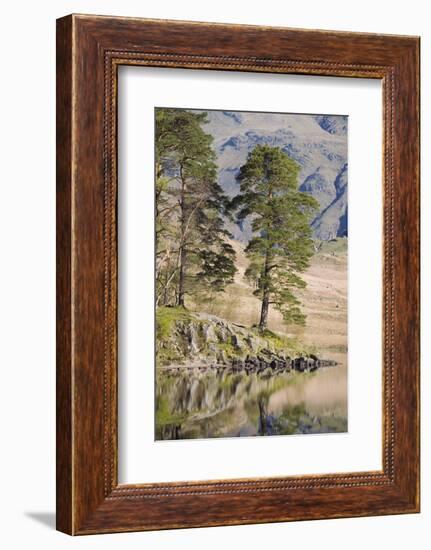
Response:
[197, 110, 348, 241]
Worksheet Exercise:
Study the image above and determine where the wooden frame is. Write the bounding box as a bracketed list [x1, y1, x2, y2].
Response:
[56, 14, 420, 535]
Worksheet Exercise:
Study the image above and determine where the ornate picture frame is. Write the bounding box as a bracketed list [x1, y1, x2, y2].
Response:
[56, 14, 420, 534]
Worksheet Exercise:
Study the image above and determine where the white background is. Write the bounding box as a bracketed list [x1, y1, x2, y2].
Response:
[119, 68, 382, 483]
[0, 1, 428, 548]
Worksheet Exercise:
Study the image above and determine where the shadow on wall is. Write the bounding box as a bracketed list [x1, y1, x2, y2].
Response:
[25, 512, 55, 530]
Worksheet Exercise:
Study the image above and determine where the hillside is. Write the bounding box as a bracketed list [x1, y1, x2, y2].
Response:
[187, 237, 348, 367]
[293, 238, 348, 366]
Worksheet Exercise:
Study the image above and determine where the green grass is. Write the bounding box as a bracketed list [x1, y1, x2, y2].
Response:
[257, 328, 295, 352]
[253, 327, 314, 357]
[156, 306, 194, 340]
[217, 341, 241, 358]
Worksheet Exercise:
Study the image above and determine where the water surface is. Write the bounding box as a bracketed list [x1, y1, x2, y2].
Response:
[156, 365, 347, 440]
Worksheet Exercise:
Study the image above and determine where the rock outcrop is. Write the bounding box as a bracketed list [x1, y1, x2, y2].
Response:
[156, 308, 336, 373]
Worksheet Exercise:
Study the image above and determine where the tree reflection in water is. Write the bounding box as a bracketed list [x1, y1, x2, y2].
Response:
[155, 366, 347, 440]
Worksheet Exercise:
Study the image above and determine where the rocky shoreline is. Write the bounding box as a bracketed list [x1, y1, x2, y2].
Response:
[158, 349, 337, 376]
[157, 308, 337, 375]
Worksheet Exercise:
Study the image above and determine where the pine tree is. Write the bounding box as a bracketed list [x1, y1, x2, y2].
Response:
[233, 144, 318, 331]
[155, 108, 236, 307]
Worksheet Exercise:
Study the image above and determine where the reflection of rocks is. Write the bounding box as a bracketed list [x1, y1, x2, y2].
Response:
[155, 368, 347, 440]
[162, 352, 336, 375]
[258, 398, 276, 435]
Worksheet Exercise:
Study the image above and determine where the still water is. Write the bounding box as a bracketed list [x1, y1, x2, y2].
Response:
[155, 365, 347, 440]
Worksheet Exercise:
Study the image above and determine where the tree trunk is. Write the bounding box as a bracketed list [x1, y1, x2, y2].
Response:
[258, 250, 271, 331]
[177, 166, 186, 307]
[258, 398, 268, 435]
[258, 177, 274, 332]
[177, 245, 186, 307]
[259, 288, 270, 331]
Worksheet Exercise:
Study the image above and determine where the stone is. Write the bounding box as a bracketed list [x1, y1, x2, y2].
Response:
[202, 323, 217, 343]
[231, 334, 244, 350]
[245, 334, 258, 352]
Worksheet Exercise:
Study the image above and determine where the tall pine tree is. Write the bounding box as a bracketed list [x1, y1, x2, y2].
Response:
[233, 144, 318, 331]
[155, 108, 236, 307]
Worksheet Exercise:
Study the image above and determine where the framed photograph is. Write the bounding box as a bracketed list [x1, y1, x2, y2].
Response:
[56, 14, 420, 534]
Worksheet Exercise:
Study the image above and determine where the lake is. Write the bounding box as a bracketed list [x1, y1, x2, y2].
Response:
[155, 364, 347, 440]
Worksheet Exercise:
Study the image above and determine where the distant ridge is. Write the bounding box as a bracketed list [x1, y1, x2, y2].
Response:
[194, 109, 348, 241]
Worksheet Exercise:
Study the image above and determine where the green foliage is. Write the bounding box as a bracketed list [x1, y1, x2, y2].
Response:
[155, 108, 236, 307]
[233, 145, 319, 330]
